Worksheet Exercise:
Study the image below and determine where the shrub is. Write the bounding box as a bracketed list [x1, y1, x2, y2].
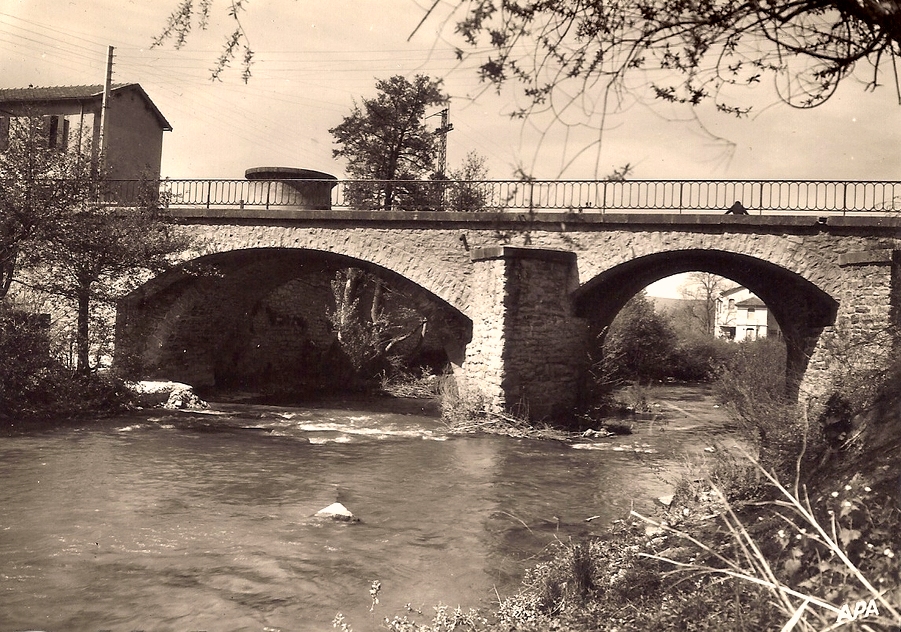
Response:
[668, 334, 734, 382]
[711, 337, 821, 475]
[0, 305, 127, 426]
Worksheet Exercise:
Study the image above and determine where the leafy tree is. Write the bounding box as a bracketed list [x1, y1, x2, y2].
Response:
[330, 75, 448, 210]
[447, 150, 492, 212]
[446, 0, 901, 116]
[17, 159, 193, 375]
[602, 290, 675, 383]
[0, 117, 90, 300]
[158, 1, 901, 113]
[328, 268, 428, 380]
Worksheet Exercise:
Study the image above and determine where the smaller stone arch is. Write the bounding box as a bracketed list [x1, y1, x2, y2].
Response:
[572, 249, 839, 398]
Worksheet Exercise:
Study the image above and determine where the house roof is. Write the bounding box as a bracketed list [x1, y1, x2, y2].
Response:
[736, 296, 767, 308]
[721, 285, 747, 297]
[0, 83, 172, 131]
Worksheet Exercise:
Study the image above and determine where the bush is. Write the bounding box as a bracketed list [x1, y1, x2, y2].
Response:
[711, 337, 820, 475]
[0, 306, 127, 426]
[668, 334, 734, 382]
[601, 291, 676, 384]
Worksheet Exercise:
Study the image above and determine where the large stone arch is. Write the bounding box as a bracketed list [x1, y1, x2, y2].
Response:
[573, 248, 839, 398]
[178, 223, 476, 315]
[116, 247, 472, 390]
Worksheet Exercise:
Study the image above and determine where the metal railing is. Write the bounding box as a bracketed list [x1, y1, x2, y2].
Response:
[101, 179, 901, 214]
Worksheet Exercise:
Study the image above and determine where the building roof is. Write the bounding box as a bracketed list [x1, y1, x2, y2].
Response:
[721, 285, 747, 297]
[736, 296, 767, 308]
[0, 83, 172, 131]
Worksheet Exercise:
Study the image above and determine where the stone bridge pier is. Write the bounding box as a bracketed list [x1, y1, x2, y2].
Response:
[799, 249, 901, 407]
[457, 247, 589, 420]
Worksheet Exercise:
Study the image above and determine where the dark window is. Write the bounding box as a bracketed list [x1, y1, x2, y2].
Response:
[0, 117, 9, 152]
[44, 115, 68, 149]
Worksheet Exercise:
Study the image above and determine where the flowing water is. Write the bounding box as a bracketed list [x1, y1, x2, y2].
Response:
[0, 385, 739, 632]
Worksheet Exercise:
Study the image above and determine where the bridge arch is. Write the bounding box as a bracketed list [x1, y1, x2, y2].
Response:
[116, 247, 472, 390]
[573, 249, 839, 396]
[179, 223, 476, 316]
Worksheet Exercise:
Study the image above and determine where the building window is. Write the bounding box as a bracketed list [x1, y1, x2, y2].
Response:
[0, 117, 9, 152]
[46, 115, 69, 150]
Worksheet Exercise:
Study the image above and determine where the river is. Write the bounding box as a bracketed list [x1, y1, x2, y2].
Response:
[0, 384, 740, 632]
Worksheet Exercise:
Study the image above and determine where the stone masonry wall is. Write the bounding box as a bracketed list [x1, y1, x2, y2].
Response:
[800, 251, 900, 405]
[501, 250, 588, 419]
[458, 256, 507, 409]
[137, 211, 901, 415]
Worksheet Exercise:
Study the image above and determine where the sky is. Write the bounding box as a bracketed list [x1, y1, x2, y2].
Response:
[1, 0, 900, 183]
[2, 0, 900, 297]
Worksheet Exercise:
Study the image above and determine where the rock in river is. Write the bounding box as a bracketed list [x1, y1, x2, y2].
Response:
[315, 502, 360, 523]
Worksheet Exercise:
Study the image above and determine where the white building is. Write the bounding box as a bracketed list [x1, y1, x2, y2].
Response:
[715, 286, 779, 341]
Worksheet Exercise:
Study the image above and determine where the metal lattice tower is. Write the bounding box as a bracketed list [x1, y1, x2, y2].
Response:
[431, 108, 453, 177]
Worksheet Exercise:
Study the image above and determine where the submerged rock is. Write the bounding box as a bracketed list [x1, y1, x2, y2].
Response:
[315, 502, 360, 523]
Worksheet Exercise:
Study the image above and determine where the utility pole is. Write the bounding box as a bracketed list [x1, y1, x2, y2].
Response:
[431, 107, 453, 177]
[98, 45, 114, 173]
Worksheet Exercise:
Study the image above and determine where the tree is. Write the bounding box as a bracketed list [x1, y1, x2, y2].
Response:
[328, 268, 429, 381]
[446, 0, 901, 116]
[601, 290, 675, 383]
[330, 75, 448, 210]
[0, 117, 89, 300]
[447, 151, 492, 212]
[679, 272, 734, 336]
[20, 166, 193, 375]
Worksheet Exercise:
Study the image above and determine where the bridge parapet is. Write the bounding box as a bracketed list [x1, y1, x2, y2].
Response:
[102, 179, 901, 215]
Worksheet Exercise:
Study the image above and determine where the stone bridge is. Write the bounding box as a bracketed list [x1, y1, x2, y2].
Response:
[116, 207, 901, 419]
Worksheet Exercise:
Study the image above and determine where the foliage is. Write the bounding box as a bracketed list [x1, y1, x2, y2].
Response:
[668, 334, 735, 382]
[446, 151, 493, 212]
[444, 0, 901, 117]
[598, 290, 676, 384]
[330, 75, 448, 210]
[0, 116, 91, 300]
[1, 112, 194, 375]
[0, 306, 126, 425]
[711, 337, 820, 475]
[380, 367, 441, 398]
[328, 267, 430, 382]
[22, 174, 193, 374]
[159, 1, 901, 115]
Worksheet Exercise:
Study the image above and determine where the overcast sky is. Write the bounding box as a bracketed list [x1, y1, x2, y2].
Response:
[2, 0, 900, 184]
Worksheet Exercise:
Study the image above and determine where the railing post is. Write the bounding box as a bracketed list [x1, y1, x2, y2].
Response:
[205, 181, 211, 209]
[266, 181, 272, 210]
[678, 182, 683, 214]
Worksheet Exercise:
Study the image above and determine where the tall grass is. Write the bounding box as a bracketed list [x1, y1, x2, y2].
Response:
[632, 452, 901, 631]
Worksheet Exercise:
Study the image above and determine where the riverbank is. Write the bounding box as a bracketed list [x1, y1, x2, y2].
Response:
[369, 384, 901, 632]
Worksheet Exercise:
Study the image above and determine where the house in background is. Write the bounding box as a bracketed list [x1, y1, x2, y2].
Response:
[0, 83, 171, 180]
[715, 286, 780, 341]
